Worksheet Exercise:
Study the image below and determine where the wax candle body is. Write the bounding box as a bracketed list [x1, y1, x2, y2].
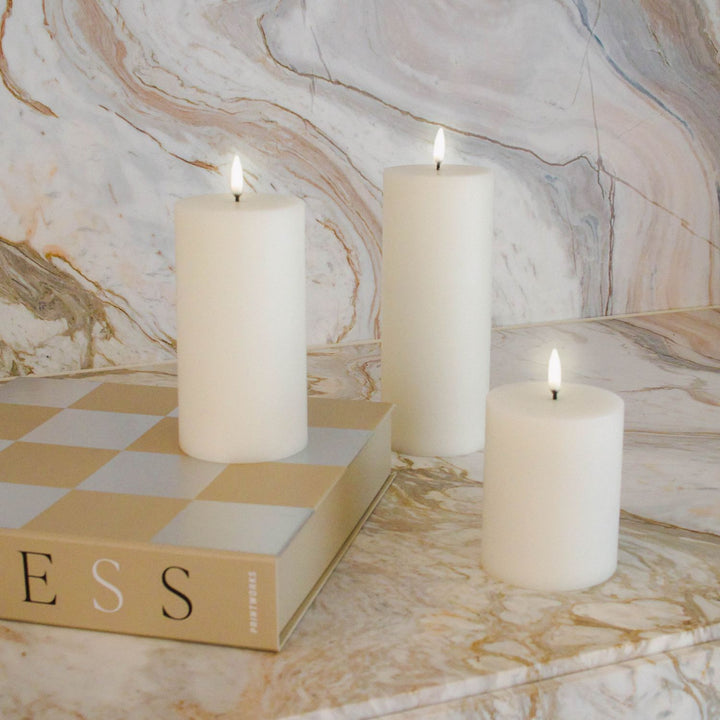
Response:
[175, 194, 307, 463]
[381, 165, 493, 456]
[482, 382, 624, 591]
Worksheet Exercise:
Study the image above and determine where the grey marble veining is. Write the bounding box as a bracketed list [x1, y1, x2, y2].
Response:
[1, 1, 719, 376]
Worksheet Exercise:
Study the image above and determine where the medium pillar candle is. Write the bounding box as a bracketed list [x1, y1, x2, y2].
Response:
[482, 365, 624, 591]
[175, 162, 307, 463]
[381, 131, 493, 456]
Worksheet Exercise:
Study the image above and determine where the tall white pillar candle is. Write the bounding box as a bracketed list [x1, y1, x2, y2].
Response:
[482, 352, 624, 591]
[175, 158, 307, 463]
[381, 130, 493, 456]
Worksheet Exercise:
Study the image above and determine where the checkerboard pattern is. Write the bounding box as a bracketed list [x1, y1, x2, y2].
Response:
[0, 378, 372, 556]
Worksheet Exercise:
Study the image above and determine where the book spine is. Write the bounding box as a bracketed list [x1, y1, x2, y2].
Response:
[0, 531, 279, 650]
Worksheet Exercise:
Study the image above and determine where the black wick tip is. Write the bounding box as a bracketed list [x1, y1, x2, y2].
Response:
[435, 161, 441, 172]
[233, 193, 241, 203]
[551, 389, 559, 400]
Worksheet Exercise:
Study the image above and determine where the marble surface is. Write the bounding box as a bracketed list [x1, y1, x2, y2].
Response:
[1, 1, 719, 376]
[0, 307, 718, 719]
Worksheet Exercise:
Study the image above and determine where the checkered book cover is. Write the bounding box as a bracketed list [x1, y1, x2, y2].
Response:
[0, 378, 393, 650]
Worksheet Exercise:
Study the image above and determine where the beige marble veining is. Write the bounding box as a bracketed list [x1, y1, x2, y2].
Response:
[384, 641, 720, 719]
[0, 308, 718, 719]
[2, 2, 720, 376]
[307, 342, 380, 401]
[38, 344, 382, 397]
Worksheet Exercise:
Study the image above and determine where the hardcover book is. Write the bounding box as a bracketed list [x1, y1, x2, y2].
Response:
[0, 378, 393, 651]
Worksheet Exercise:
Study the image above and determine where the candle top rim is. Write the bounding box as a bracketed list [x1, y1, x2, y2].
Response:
[487, 381, 623, 419]
[384, 164, 492, 177]
[176, 193, 303, 212]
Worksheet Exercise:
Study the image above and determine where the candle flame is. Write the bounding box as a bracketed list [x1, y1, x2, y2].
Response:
[548, 348, 562, 397]
[231, 155, 243, 198]
[433, 128, 445, 170]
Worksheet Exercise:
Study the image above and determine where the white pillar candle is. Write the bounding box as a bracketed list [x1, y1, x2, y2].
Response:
[482, 351, 624, 591]
[381, 129, 494, 456]
[175, 156, 307, 463]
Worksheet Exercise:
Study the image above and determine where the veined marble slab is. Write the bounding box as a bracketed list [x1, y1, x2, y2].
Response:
[1, 2, 719, 376]
[387, 641, 720, 719]
[0, 308, 718, 719]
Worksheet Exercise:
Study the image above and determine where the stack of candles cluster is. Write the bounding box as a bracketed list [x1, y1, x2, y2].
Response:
[174, 131, 624, 593]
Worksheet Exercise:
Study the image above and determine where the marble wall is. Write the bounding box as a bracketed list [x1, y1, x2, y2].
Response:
[0, 0, 718, 375]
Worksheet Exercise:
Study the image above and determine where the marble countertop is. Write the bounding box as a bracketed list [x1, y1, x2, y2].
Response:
[1, 308, 719, 719]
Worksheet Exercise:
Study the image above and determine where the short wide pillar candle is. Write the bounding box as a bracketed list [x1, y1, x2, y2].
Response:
[482, 382, 624, 591]
[175, 191, 307, 463]
[381, 158, 493, 456]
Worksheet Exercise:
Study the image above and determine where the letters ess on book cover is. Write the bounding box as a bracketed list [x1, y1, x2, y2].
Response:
[0, 378, 394, 651]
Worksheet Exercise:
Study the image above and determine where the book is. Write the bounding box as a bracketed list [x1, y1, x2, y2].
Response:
[0, 378, 393, 651]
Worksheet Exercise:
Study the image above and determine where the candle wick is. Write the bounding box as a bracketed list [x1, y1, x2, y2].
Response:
[551, 389, 559, 400]
[435, 160, 441, 172]
[233, 193, 241, 203]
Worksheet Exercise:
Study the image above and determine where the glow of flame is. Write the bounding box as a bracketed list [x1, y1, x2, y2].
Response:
[231, 155, 243, 197]
[548, 348, 562, 394]
[433, 128, 445, 168]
